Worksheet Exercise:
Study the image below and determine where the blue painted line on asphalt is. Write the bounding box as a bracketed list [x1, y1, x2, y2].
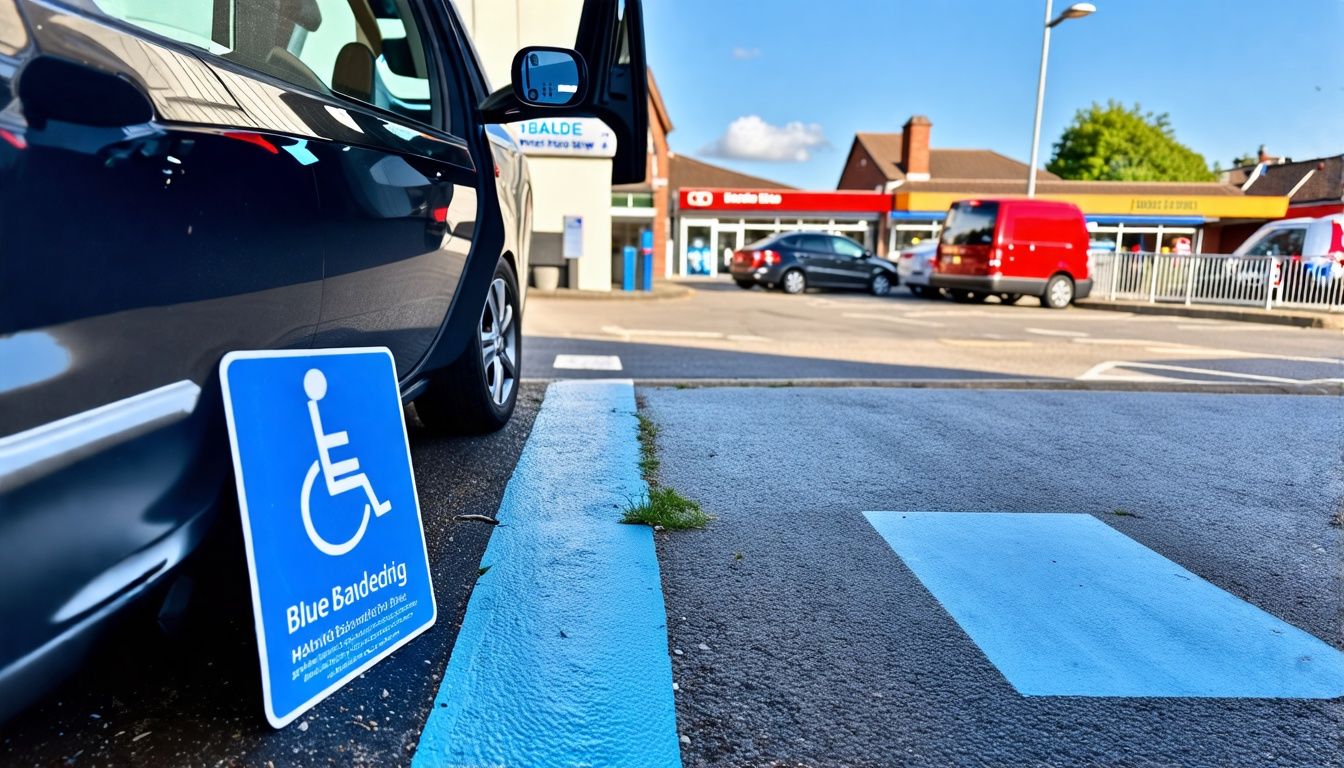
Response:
[865, 511, 1344, 698]
[414, 380, 681, 768]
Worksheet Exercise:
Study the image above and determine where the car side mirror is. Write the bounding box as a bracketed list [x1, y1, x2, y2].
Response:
[512, 47, 587, 107]
[862, 249, 874, 259]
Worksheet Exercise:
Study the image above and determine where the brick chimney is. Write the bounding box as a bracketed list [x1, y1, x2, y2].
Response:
[902, 115, 932, 180]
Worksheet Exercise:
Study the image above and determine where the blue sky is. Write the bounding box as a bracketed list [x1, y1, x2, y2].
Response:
[642, 0, 1344, 190]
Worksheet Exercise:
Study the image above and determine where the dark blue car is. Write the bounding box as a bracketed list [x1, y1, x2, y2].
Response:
[0, 0, 647, 721]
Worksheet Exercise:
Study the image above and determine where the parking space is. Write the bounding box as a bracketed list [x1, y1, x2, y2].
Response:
[643, 386, 1344, 767]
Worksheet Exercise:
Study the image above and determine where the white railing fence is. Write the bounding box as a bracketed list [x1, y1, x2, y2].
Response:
[1089, 252, 1344, 313]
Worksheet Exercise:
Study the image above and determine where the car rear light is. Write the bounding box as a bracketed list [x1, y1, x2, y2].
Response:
[761, 249, 780, 266]
[901, 252, 914, 260]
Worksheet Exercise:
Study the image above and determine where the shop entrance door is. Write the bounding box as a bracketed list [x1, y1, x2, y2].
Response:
[712, 222, 744, 275]
[683, 223, 714, 276]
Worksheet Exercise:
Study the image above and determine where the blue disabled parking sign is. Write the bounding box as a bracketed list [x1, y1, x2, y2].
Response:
[220, 348, 436, 728]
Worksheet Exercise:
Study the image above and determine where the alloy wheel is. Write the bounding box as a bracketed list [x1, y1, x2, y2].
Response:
[480, 277, 516, 406]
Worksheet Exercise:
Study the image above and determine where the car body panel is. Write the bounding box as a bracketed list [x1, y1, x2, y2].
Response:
[895, 242, 937, 288]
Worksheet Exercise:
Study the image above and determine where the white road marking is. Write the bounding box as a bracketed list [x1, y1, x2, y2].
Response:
[1025, 327, 1089, 338]
[939, 338, 1035, 348]
[599, 325, 772, 343]
[552, 354, 623, 371]
[843, 312, 945, 328]
[1077, 360, 1344, 385]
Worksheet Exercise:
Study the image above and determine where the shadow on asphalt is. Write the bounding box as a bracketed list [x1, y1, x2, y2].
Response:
[525, 335, 1036, 381]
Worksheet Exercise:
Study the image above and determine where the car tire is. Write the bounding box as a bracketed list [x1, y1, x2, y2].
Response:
[947, 289, 972, 303]
[870, 273, 892, 296]
[415, 257, 520, 434]
[781, 269, 807, 295]
[907, 284, 924, 297]
[734, 279, 754, 290]
[1040, 274, 1074, 309]
[999, 293, 1022, 305]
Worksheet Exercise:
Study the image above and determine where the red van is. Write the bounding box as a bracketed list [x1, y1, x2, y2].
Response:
[931, 199, 1092, 308]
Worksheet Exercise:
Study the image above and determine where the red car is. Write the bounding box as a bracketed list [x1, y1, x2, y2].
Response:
[931, 199, 1093, 308]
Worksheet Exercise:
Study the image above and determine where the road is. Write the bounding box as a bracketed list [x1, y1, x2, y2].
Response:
[524, 280, 1344, 386]
[643, 386, 1344, 768]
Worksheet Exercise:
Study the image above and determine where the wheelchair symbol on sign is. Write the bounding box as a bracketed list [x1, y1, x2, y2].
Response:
[300, 368, 391, 556]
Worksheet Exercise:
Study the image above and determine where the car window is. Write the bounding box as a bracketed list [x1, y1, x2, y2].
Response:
[798, 234, 832, 252]
[941, 202, 998, 246]
[830, 236, 865, 258]
[1245, 228, 1307, 257]
[82, 0, 444, 130]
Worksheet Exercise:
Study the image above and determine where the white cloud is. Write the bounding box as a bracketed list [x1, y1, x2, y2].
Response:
[731, 46, 761, 60]
[699, 115, 830, 163]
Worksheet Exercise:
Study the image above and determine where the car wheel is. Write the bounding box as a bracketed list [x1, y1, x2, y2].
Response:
[781, 269, 806, 295]
[999, 293, 1022, 305]
[415, 257, 520, 434]
[870, 273, 892, 296]
[734, 279, 755, 290]
[1041, 274, 1074, 309]
[947, 289, 971, 303]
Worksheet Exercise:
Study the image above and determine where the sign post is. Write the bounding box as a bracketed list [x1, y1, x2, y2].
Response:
[220, 348, 436, 728]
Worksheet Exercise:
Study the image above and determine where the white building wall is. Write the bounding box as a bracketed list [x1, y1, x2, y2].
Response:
[454, 0, 612, 291]
[527, 158, 613, 290]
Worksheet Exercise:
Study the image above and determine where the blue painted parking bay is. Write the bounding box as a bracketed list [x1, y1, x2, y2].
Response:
[414, 381, 680, 768]
[865, 511, 1344, 698]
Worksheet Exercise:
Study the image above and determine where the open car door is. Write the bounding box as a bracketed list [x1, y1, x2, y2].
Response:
[479, 0, 648, 184]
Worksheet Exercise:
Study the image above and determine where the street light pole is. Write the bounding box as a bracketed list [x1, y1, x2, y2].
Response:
[1026, 0, 1054, 199]
[1026, 1, 1095, 199]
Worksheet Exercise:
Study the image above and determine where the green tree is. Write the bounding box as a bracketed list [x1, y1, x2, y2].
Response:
[1047, 101, 1215, 182]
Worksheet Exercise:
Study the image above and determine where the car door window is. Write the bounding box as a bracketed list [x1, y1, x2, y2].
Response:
[830, 236, 865, 259]
[80, 0, 444, 130]
[1245, 229, 1306, 257]
[798, 234, 832, 253]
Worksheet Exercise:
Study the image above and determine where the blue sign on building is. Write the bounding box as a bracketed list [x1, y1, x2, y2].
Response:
[220, 348, 436, 728]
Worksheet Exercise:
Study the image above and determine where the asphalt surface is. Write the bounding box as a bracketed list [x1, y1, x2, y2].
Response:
[525, 281, 1344, 386]
[0, 385, 543, 767]
[643, 386, 1344, 767]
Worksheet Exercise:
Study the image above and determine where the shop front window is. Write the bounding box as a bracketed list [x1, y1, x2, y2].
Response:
[685, 225, 713, 276]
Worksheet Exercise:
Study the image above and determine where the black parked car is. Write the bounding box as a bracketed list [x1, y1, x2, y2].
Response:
[0, 0, 647, 721]
[729, 232, 898, 295]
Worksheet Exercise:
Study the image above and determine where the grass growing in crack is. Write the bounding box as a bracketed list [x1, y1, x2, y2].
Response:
[627, 396, 709, 530]
[621, 486, 711, 530]
[1111, 507, 1143, 518]
[637, 412, 660, 482]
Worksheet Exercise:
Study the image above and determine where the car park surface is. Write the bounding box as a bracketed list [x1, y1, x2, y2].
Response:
[525, 281, 1344, 386]
[643, 385, 1344, 768]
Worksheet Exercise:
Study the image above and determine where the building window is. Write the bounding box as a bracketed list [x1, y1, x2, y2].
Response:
[612, 192, 654, 208]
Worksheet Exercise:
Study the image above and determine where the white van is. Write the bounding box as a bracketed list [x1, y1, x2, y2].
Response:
[1225, 214, 1344, 299]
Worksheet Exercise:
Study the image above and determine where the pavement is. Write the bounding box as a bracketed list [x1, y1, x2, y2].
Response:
[1076, 298, 1344, 330]
[643, 386, 1344, 768]
[524, 280, 1344, 387]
